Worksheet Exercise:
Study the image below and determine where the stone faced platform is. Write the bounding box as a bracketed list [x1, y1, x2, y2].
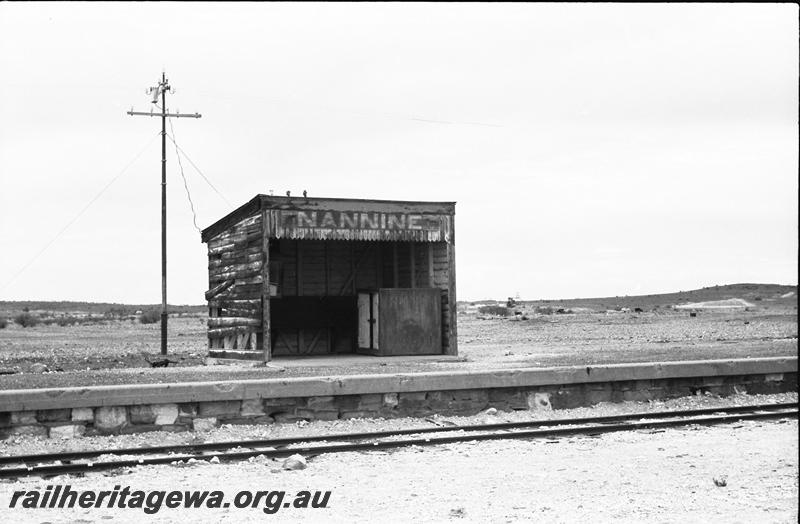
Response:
[1, 357, 796, 438]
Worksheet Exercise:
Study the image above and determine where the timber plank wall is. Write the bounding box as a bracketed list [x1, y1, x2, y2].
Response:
[206, 214, 264, 351]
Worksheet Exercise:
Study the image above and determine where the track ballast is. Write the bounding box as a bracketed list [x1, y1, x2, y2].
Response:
[1, 401, 796, 479]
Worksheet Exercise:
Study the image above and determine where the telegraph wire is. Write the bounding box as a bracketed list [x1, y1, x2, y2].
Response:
[164, 134, 233, 209]
[167, 118, 201, 233]
[1, 130, 161, 294]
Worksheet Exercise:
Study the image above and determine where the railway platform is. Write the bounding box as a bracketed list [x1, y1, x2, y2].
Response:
[1, 356, 796, 439]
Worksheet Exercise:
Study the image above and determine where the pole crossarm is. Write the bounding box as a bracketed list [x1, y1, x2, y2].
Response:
[127, 111, 202, 118]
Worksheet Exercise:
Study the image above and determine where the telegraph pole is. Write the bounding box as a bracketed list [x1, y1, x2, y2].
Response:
[128, 72, 201, 355]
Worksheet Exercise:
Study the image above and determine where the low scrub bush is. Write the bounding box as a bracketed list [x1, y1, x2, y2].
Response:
[104, 307, 130, 318]
[57, 316, 77, 327]
[535, 306, 554, 315]
[478, 305, 511, 317]
[39, 315, 102, 327]
[14, 312, 39, 328]
[0, 316, 7, 329]
[139, 310, 161, 324]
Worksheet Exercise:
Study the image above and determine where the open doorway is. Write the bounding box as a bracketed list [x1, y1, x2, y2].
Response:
[267, 239, 447, 357]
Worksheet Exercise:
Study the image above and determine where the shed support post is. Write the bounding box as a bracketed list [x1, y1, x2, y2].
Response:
[410, 242, 416, 289]
[298, 240, 305, 354]
[376, 242, 384, 288]
[260, 209, 272, 362]
[324, 242, 330, 296]
[427, 243, 434, 287]
[297, 240, 303, 296]
[392, 243, 399, 287]
[350, 243, 356, 294]
[445, 230, 457, 356]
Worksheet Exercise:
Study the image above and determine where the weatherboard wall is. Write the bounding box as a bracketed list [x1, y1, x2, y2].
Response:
[205, 213, 265, 352]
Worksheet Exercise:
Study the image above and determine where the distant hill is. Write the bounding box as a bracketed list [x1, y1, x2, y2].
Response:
[460, 283, 798, 310]
[2, 283, 796, 316]
[0, 301, 206, 316]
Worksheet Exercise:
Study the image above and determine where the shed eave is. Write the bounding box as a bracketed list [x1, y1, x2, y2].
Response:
[200, 196, 262, 243]
[258, 195, 455, 215]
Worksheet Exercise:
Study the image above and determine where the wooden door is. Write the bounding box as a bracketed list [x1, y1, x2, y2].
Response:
[357, 292, 371, 349]
[357, 291, 379, 351]
[378, 288, 441, 355]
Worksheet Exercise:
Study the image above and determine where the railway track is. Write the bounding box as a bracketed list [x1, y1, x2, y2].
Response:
[1, 401, 796, 479]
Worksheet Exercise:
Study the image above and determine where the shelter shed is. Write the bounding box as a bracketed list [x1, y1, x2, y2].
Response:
[200, 195, 457, 361]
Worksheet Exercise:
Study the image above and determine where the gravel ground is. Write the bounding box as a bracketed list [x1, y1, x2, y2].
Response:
[1, 393, 797, 523]
[0, 309, 796, 390]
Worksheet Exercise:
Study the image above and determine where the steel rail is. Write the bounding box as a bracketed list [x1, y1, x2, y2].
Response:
[0, 403, 795, 479]
[0, 401, 794, 467]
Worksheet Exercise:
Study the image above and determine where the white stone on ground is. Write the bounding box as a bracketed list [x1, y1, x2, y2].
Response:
[282, 453, 307, 470]
[30, 363, 48, 373]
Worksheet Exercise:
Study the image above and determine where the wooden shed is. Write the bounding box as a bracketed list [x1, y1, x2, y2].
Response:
[200, 195, 457, 361]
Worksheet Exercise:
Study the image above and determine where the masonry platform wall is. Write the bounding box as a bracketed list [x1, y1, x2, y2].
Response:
[1, 362, 795, 439]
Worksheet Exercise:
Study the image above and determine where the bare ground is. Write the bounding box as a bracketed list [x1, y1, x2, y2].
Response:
[0, 306, 796, 389]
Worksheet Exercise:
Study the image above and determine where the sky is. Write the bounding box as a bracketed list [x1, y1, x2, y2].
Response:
[0, 3, 797, 304]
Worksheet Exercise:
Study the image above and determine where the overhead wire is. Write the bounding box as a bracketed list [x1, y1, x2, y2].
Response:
[158, 98, 232, 216]
[1, 130, 161, 294]
[164, 134, 233, 209]
[167, 117, 201, 233]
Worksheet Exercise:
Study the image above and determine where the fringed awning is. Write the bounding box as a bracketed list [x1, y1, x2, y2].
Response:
[266, 209, 452, 243]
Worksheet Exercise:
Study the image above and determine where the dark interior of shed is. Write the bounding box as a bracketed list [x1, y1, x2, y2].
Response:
[267, 238, 448, 357]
